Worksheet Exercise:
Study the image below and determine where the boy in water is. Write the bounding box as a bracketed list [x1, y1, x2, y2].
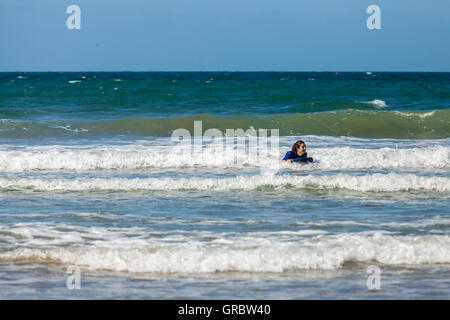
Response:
[283, 140, 307, 162]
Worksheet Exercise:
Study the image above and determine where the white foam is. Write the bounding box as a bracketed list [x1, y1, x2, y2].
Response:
[0, 223, 150, 248]
[0, 145, 448, 172]
[293, 217, 450, 229]
[0, 173, 448, 192]
[394, 111, 436, 119]
[68, 80, 81, 84]
[366, 99, 387, 107]
[310, 146, 450, 170]
[47, 124, 88, 133]
[0, 234, 448, 272]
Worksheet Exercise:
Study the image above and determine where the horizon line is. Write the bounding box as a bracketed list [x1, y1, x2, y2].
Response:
[1, 70, 449, 73]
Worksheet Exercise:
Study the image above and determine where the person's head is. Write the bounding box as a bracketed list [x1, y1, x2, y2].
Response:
[292, 140, 306, 154]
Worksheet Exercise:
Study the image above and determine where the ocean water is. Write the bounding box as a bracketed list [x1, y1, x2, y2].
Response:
[0, 72, 449, 299]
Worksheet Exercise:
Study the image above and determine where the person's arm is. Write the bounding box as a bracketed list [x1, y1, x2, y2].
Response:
[283, 151, 292, 162]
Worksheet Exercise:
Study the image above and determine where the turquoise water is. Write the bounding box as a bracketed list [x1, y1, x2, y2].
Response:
[0, 72, 449, 299]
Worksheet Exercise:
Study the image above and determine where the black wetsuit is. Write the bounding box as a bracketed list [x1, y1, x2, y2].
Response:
[283, 151, 307, 161]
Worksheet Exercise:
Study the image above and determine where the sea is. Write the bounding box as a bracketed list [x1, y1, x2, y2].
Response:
[0, 72, 449, 299]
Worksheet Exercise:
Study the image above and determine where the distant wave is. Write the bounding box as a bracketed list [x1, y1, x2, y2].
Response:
[366, 99, 388, 107]
[0, 109, 449, 139]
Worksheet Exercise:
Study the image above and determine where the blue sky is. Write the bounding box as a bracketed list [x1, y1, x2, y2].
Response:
[1, 0, 449, 71]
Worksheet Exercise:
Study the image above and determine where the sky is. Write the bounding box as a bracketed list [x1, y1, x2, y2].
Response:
[1, 0, 449, 71]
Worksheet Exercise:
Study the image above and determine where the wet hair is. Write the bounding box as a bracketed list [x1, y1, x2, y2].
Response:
[291, 140, 305, 152]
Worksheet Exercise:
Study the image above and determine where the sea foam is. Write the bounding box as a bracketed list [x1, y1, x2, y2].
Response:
[0, 173, 448, 192]
[367, 99, 388, 107]
[0, 146, 448, 172]
[0, 234, 448, 272]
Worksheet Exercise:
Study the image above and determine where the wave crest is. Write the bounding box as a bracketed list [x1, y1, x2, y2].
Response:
[0, 173, 448, 192]
[1, 234, 448, 272]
